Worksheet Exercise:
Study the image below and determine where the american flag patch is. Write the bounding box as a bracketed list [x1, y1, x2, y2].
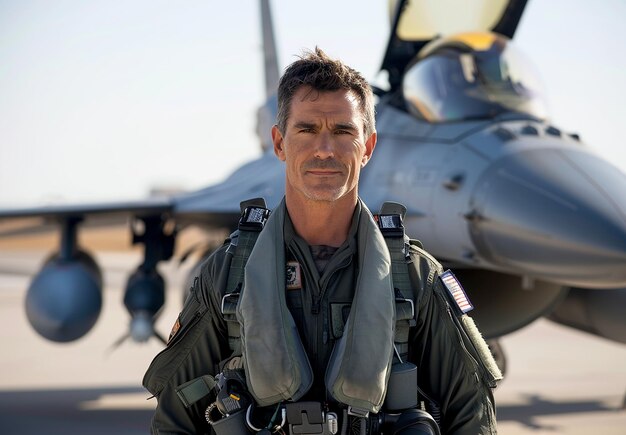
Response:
[440, 271, 474, 314]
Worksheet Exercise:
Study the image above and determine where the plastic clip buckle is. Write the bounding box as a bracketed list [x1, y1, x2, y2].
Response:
[347, 406, 369, 419]
[374, 213, 404, 238]
[286, 402, 325, 433]
[239, 206, 270, 232]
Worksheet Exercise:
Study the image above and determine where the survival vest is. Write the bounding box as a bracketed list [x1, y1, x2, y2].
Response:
[172, 198, 448, 430]
[220, 198, 417, 362]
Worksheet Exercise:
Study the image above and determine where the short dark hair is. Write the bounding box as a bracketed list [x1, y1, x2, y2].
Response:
[276, 47, 375, 138]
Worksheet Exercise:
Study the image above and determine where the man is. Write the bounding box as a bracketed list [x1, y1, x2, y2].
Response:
[144, 47, 501, 434]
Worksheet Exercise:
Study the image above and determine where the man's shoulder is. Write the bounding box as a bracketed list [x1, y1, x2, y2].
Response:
[406, 238, 444, 274]
[197, 237, 231, 293]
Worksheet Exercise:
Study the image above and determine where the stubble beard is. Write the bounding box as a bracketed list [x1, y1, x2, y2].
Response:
[302, 184, 347, 203]
[298, 159, 354, 203]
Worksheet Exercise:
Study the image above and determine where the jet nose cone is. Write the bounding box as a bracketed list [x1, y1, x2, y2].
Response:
[470, 148, 626, 287]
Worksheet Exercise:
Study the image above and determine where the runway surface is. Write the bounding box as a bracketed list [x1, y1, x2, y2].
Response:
[1, 250, 625, 434]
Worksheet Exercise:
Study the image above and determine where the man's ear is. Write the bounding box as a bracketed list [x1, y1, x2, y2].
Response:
[361, 132, 377, 167]
[272, 125, 286, 161]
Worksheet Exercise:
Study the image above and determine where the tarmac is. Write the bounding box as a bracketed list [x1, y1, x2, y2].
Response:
[1, 249, 625, 434]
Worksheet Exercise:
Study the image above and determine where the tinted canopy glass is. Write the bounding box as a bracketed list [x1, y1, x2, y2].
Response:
[402, 32, 548, 122]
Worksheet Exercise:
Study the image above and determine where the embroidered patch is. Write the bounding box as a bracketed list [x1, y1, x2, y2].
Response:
[378, 214, 401, 229]
[286, 261, 302, 290]
[440, 270, 474, 314]
[168, 317, 181, 344]
[246, 207, 267, 223]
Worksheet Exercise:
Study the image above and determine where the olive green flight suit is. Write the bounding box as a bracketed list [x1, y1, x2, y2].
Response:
[143, 200, 501, 434]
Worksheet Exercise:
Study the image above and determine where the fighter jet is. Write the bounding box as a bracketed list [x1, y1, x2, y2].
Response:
[1, 0, 625, 372]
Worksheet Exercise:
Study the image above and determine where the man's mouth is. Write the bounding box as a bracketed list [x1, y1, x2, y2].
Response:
[303, 160, 345, 176]
[307, 170, 341, 175]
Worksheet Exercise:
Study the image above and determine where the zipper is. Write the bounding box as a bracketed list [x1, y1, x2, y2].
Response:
[315, 253, 352, 314]
[311, 299, 320, 314]
[314, 254, 353, 372]
[288, 240, 353, 383]
[288, 243, 321, 370]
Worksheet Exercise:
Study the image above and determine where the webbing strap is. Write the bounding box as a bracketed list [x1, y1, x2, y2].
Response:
[377, 202, 415, 361]
[387, 236, 412, 298]
[224, 230, 261, 355]
[175, 375, 217, 408]
[225, 230, 261, 303]
[222, 199, 269, 356]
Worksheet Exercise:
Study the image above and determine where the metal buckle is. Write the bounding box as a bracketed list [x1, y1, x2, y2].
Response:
[221, 292, 240, 315]
[246, 404, 286, 433]
[396, 296, 415, 320]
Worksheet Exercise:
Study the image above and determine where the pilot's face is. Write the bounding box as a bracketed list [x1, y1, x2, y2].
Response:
[272, 87, 376, 204]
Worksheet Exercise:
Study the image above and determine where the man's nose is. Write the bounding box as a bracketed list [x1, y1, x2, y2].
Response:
[314, 132, 334, 159]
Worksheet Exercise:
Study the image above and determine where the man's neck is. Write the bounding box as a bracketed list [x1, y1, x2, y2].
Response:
[285, 194, 357, 247]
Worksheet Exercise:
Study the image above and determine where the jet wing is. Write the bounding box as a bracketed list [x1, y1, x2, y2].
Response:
[0, 198, 173, 239]
[381, 0, 528, 89]
[0, 192, 246, 239]
[0, 148, 287, 240]
[0, 198, 172, 220]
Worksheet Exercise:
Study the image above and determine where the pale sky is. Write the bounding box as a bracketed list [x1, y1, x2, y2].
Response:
[0, 0, 625, 207]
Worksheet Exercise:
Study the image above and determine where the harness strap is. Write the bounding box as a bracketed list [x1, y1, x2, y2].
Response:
[222, 198, 269, 355]
[175, 375, 217, 408]
[374, 202, 415, 362]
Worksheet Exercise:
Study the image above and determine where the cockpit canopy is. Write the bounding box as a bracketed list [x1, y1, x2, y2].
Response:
[402, 32, 548, 122]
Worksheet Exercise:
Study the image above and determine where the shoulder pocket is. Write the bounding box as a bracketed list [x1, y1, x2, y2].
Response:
[167, 277, 206, 348]
[434, 277, 502, 387]
[143, 278, 208, 395]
